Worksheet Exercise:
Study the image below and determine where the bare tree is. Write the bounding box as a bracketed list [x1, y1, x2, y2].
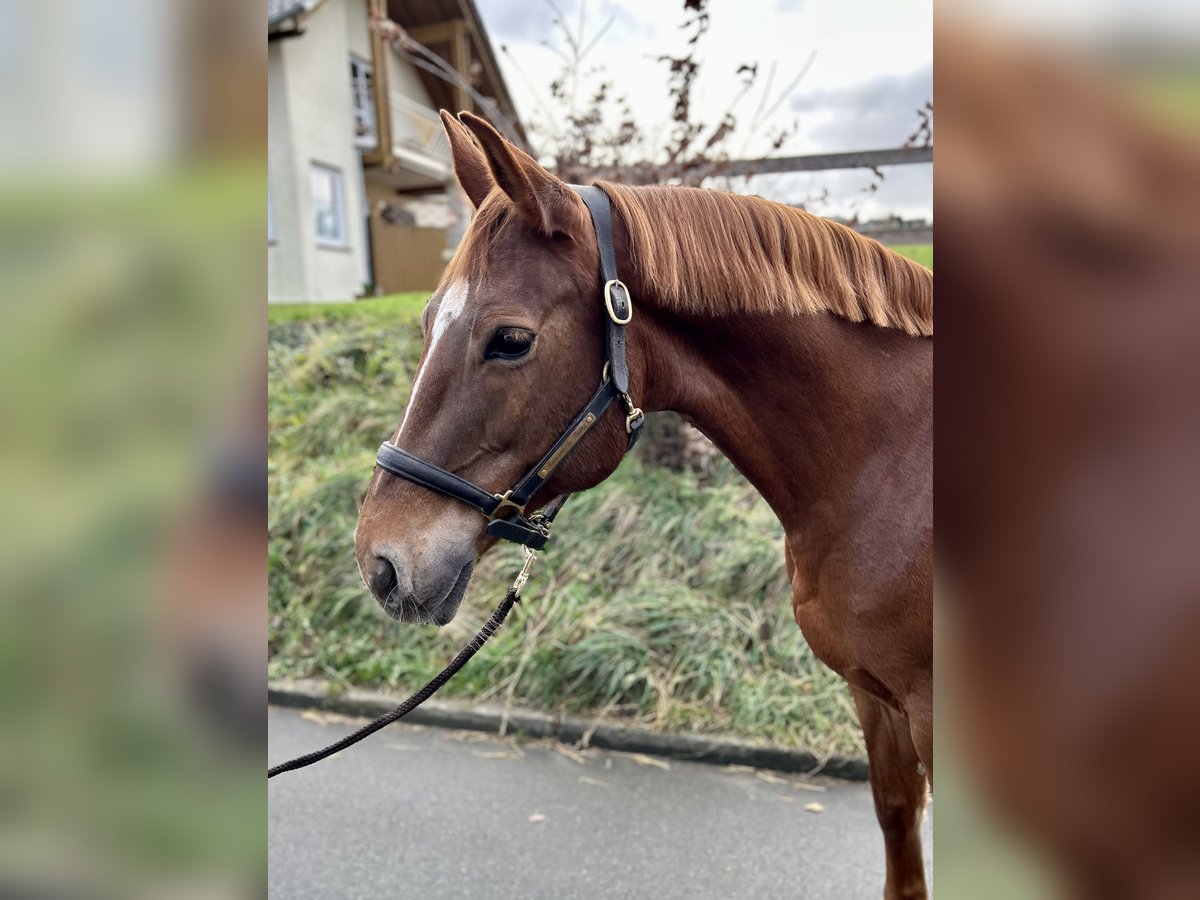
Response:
[495, 0, 817, 473]
[838, 100, 933, 224]
[502, 0, 804, 187]
[371, 0, 930, 470]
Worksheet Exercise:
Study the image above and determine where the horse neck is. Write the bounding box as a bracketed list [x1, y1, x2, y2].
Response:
[635, 304, 932, 536]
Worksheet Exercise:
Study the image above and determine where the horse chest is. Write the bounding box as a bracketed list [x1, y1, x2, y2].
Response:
[784, 532, 926, 697]
[784, 539, 862, 673]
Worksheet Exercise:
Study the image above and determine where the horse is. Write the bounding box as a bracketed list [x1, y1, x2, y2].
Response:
[354, 110, 933, 898]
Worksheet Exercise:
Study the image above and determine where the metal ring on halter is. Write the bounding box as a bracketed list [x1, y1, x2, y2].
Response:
[620, 391, 644, 434]
[624, 407, 644, 434]
[489, 489, 528, 522]
[604, 279, 633, 325]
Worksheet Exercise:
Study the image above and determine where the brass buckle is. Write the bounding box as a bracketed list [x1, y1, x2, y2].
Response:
[528, 511, 553, 539]
[620, 391, 643, 434]
[625, 407, 644, 434]
[603, 279, 633, 325]
[599, 365, 642, 432]
[490, 490, 527, 521]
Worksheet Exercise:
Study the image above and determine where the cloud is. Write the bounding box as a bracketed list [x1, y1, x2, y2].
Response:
[750, 164, 932, 221]
[477, 0, 555, 43]
[478, 0, 656, 47]
[789, 64, 932, 150]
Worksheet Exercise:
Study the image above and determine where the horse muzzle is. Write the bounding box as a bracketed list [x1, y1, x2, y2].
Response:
[361, 542, 475, 625]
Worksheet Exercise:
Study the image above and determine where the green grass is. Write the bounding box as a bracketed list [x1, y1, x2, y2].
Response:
[1133, 71, 1200, 134]
[268, 317, 865, 757]
[267, 292, 428, 326]
[892, 243, 932, 270]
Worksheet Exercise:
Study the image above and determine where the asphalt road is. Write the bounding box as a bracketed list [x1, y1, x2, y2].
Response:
[268, 705, 932, 899]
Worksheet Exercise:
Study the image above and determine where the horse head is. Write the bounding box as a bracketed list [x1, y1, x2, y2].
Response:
[354, 112, 638, 624]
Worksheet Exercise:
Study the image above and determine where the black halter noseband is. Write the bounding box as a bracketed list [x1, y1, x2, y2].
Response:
[373, 184, 644, 550]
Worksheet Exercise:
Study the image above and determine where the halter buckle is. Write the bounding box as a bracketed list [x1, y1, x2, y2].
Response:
[625, 407, 644, 434]
[619, 391, 644, 434]
[490, 490, 527, 522]
[603, 279, 633, 325]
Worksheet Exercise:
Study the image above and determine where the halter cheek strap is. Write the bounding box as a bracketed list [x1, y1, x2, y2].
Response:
[372, 184, 644, 550]
[579, 184, 632, 395]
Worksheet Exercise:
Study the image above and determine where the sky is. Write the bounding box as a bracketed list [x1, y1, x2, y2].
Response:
[474, 0, 933, 221]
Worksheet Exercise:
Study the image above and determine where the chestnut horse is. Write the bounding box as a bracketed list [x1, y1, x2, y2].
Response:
[355, 111, 933, 898]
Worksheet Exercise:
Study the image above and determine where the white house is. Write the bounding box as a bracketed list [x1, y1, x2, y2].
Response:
[267, 0, 525, 302]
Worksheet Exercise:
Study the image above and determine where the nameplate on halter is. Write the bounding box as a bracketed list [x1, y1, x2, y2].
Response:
[538, 413, 597, 478]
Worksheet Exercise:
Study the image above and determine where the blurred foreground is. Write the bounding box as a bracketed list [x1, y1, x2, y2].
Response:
[0, 1, 264, 897]
[936, 9, 1200, 898]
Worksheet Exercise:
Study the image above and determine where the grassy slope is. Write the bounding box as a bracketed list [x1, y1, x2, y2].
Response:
[268, 244, 931, 757]
[267, 292, 427, 326]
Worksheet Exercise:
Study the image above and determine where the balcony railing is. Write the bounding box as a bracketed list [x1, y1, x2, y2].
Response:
[389, 92, 450, 165]
[351, 59, 376, 144]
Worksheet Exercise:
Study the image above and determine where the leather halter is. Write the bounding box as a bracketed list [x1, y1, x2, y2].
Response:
[373, 184, 644, 551]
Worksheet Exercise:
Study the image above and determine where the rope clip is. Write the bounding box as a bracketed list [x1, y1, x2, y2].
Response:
[511, 546, 537, 596]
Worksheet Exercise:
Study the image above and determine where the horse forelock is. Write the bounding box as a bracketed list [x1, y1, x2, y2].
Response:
[438, 193, 514, 291]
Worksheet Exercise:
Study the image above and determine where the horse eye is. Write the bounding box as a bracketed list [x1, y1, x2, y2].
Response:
[484, 327, 535, 361]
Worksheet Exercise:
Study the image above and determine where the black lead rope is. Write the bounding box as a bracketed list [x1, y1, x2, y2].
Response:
[268, 551, 536, 779]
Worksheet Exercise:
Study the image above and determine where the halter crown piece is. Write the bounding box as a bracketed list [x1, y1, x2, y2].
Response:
[373, 184, 644, 549]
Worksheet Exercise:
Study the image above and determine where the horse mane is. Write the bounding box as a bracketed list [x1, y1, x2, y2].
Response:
[443, 182, 933, 338]
[597, 182, 933, 337]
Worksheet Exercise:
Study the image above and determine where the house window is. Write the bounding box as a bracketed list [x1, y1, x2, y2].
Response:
[310, 163, 347, 247]
[350, 56, 375, 138]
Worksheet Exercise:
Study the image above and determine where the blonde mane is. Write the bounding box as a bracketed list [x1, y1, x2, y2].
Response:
[443, 182, 933, 338]
[598, 182, 933, 337]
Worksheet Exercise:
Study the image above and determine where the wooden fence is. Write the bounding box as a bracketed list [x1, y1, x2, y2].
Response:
[368, 213, 447, 294]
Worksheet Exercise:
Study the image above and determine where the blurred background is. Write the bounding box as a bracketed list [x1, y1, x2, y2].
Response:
[266, 0, 932, 308]
[935, 3, 1200, 898]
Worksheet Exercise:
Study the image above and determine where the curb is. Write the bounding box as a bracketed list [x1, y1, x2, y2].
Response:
[268, 678, 868, 782]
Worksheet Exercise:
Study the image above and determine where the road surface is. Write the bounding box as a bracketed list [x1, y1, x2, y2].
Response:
[269, 705, 932, 898]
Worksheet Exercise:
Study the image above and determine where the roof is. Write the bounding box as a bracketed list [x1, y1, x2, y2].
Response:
[387, 0, 526, 144]
[267, 0, 525, 145]
[267, 0, 323, 27]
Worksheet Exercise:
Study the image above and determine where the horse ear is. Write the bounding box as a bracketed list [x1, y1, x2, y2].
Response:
[439, 109, 492, 208]
[457, 111, 584, 237]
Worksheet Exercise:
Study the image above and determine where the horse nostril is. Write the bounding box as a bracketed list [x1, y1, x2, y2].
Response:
[366, 555, 398, 601]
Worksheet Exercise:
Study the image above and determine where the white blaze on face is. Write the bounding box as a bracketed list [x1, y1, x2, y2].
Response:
[397, 279, 469, 439]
